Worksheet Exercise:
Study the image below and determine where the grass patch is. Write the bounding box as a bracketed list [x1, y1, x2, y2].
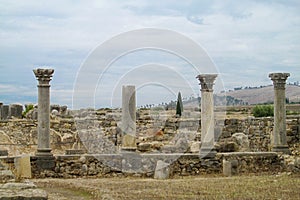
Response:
[34, 174, 300, 200]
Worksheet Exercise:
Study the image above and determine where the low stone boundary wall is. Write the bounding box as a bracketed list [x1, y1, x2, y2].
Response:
[1, 152, 288, 179]
[220, 152, 284, 176]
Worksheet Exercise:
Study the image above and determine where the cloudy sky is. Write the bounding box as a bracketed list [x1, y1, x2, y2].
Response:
[0, 0, 299, 108]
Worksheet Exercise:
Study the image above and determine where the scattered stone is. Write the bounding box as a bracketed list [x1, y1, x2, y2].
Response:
[14, 155, 32, 179]
[232, 133, 250, 152]
[0, 182, 48, 200]
[154, 160, 170, 179]
[137, 143, 152, 152]
[0, 170, 15, 183]
[190, 141, 201, 153]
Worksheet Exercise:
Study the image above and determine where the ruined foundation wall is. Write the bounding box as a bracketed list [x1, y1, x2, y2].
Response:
[0, 110, 299, 155]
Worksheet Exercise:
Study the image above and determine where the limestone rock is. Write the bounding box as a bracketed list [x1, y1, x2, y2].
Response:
[232, 133, 250, 152]
[190, 141, 201, 153]
[0, 182, 48, 200]
[154, 160, 170, 179]
[0, 170, 15, 183]
[137, 143, 151, 152]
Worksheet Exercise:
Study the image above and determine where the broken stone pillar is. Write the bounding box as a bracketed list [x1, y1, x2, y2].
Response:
[9, 104, 23, 119]
[197, 74, 218, 158]
[14, 155, 32, 179]
[154, 160, 170, 179]
[121, 85, 137, 151]
[33, 68, 55, 169]
[1, 105, 9, 120]
[269, 73, 291, 154]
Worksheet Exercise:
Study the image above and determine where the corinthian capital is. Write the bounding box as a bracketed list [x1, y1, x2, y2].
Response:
[196, 74, 218, 92]
[33, 68, 54, 84]
[269, 73, 290, 90]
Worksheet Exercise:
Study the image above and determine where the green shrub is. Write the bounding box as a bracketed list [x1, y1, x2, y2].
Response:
[22, 104, 34, 118]
[252, 105, 274, 117]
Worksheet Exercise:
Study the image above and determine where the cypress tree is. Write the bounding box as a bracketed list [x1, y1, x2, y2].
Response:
[176, 92, 183, 116]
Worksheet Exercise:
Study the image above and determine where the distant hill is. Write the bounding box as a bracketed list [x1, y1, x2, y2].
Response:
[219, 85, 300, 105]
[146, 85, 300, 109]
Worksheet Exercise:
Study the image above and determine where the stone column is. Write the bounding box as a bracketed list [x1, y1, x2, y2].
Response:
[121, 85, 137, 151]
[269, 73, 291, 154]
[33, 69, 56, 166]
[197, 74, 217, 158]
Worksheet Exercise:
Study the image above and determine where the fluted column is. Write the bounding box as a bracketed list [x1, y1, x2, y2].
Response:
[269, 73, 291, 154]
[33, 68, 54, 157]
[197, 74, 217, 158]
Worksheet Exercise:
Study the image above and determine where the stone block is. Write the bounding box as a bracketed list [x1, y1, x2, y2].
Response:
[122, 134, 136, 150]
[137, 143, 152, 152]
[0, 170, 15, 183]
[9, 104, 23, 119]
[154, 160, 170, 179]
[14, 155, 32, 179]
[190, 141, 200, 153]
[223, 159, 232, 176]
[1, 105, 9, 120]
[232, 133, 250, 152]
[121, 152, 142, 173]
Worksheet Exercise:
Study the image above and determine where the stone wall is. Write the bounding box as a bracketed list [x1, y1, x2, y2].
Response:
[0, 153, 287, 179]
[0, 109, 299, 155]
[218, 116, 300, 152]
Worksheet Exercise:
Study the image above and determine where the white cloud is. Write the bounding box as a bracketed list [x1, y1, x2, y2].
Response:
[0, 0, 299, 107]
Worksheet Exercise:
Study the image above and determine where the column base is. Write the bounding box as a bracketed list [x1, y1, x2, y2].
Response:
[121, 135, 137, 151]
[272, 145, 291, 154]
[35, 148, 55, 170]
[36, 148, 53, 157]
[199, 147, 217, 158]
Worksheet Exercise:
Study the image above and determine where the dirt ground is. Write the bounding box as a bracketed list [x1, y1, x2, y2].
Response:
[34, 174, 300, 200]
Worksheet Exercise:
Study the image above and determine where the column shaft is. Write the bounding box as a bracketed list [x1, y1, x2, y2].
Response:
[121, 85, 137, 151]
[37, 84, 50, 150]
[201, 91, 214, 147]
[269, 72, 290, 154]
[197, 74, 217, 158]
[33, 68, 54, 157]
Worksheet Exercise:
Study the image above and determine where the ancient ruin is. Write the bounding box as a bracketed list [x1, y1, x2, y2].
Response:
[0, 70, 300, 199]
[269, 73, 291, 154]
[197, 74, 218, 158]
[33, 68, 56, 170]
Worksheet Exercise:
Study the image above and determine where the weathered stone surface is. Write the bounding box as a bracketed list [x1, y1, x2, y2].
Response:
[232, 133, 250, 152]
[154, 160, 170, 179]
[269, 72, 290, 154]
[9, 104, 23, 119]
[216, 140, 239, 152]
[137, 143, 152, 152]
[33, 68, 54, 158]
[223, 159, 232, 176]
[1, 105, 9, 120]
[121, 85, 136, 150]
[14, 155, 32, 179]
[190, 141, 200, 153]
[0, 182, 48, 200]
[197, 74, 218, 158]
[0, 170, 15, 183]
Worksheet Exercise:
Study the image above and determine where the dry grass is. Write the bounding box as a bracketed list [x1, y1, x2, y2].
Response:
[34, 174, 300, 200]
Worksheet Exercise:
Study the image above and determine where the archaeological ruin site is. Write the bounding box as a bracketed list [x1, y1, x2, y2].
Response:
[0, 69, 299, 199]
